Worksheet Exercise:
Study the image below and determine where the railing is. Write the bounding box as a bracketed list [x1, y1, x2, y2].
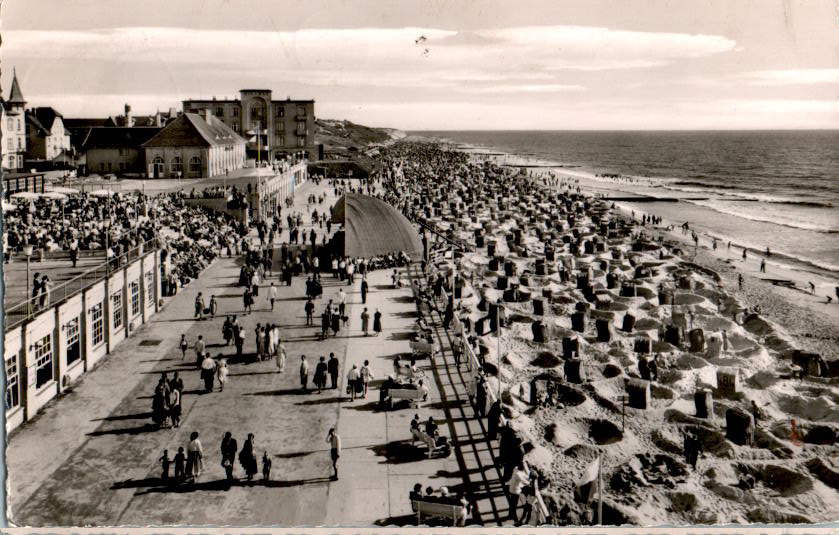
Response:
[4, 238, 162, 332]
[418, 266, 551, 525]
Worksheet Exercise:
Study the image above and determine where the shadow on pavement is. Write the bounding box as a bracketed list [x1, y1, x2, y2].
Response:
[87, 423, 160, 436]
[112, 476, 333, 494]
[92, 411, 154, 422]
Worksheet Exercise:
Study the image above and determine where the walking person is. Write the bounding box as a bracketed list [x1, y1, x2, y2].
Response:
[300, 355, 309, 391]
[315, 356, 328, 394]
[185, 431, 204, 483]
[200, 354, 216, 393]
[361, 277, 368, 304]
[276, 339, 287, 373]
[239, 433, 258, 482]
[179, 334, 189, 359]
[195, 292, 205, 320]
[507, 463, 529, 525]
[217, 359, 229, 391]
[338, 288, 347, 317]
[328, 353, 339, 389]
[169, 385, 182, 428]
[361, 307, 370, 336]
[360, 359, 374, 398]
[262, 451, 272, 481]
[305, 297, 315, 325]
[347, 364, 361, 401]
[373, 308, 383, 336]
[194, 335, 205, 366]
[326, 428, 341, 480]
[221, 432, 238, 484]
[269, 282, 278, 311]
[209, 295, 218, 318]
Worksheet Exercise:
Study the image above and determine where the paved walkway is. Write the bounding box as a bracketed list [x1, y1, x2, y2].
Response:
[6, 180, 479, 527]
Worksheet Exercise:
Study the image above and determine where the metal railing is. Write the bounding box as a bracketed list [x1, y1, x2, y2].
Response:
[416, 266, 552, 525]
[4, 238, 161, 332]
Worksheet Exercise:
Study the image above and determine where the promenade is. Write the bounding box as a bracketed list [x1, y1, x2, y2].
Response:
[6, 179, 505, 527]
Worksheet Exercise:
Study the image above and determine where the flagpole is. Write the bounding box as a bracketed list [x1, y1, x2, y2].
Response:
[597, 454, 603, 525]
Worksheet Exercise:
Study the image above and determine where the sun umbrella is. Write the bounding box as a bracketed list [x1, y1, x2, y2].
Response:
[88, 189, 113, 198]
[41, 191, 68, 200]
[11, 191, 39, 200]
[49, 186, 79, 195]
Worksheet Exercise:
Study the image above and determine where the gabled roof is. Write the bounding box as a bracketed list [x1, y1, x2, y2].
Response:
[7, 71, 25, 104]
[142, 112, 246, 148]
[27, 107, 64, 134]
[82, 127, 163, 150]
[64, 117, 117, 129]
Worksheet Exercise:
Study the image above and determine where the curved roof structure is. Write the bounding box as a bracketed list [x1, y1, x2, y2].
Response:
[331, 193, 422, 258]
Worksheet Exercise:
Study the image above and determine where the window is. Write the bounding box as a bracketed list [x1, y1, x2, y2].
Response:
[189, 156, 201, 175]
[215, 106, 224, 116]
[106, 162, 112, 172]
[277, 135, 284, 146]
[250, 102, 265, 122]
[233, 123, 240, 133]
[170, 156, 183, 175]
[275, 106, 284, 118]
[118, 147, 126, 156]
[6, 118, 11, 129]
[119, 162, 126, 172]
[111, 291, 123, 329]
[65, 316, 81, 365]
[7, 139, 14, 151]
[16, 137, 21, 149]
[297, 136, 306, 148]
[34, 333, 54, 388]
[5, 352, 19, 410]
[145, 271, 155, 306]
[91, 302, 105, 347]
[232, 107, 239, 117]
[130, 280, 140, 316]
[275, 122, 284, 133]
[297, 106, 306, 117]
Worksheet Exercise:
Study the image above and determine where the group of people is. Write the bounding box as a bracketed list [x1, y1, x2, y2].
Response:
[158, 431, 272, 486]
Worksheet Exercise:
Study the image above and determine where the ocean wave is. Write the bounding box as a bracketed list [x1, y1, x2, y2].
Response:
[669, 180, 740, 190]
[688, 199, 839, 234]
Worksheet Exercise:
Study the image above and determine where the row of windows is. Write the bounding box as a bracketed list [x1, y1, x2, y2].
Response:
[202, 105, 308, 119]
[151, 156, 202, 174]
[5, 277, 156, 408]
[5, 137, 23, 150]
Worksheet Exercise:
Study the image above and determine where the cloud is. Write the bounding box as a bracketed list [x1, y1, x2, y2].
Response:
[3, 24, 737, 93]
[463, 84, 586, 94]
[734, 69, 839, 86]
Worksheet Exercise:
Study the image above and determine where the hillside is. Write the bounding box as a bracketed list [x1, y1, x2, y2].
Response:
[315, 119, 403, 157]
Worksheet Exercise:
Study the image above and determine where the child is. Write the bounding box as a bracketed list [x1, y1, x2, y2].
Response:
[174, 447, 186, 480]
[262, 451, 272, 481]
[159, 449, 171, 480]
[179, 334, 188, 359]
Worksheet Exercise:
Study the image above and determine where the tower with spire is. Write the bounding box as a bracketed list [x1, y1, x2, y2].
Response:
[1, 67, 27, 170]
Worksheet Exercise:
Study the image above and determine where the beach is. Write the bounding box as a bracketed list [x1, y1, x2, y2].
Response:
[385, 139, 839, 525]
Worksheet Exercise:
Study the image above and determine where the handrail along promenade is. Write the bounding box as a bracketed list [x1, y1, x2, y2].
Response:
[4, 238, 163, 332]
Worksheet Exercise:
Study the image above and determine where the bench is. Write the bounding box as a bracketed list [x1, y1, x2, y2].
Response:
[389, 388, 424, 409]
[411, 499, 466, 526]
[410, 339, 438, 358]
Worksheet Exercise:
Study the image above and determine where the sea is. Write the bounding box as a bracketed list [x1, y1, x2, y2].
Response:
[414, 130, 839, 278]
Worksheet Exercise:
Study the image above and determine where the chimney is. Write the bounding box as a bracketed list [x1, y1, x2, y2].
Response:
[155, 111, 162, 127]
[124, 103, 133, 127]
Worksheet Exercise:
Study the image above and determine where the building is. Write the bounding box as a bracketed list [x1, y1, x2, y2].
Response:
[141, 111, 246, 178]
[182, 89, 315, 161]
[1, 69, 27, 170]
[25, 106, 71, 161]
[82, 126, 162, 176]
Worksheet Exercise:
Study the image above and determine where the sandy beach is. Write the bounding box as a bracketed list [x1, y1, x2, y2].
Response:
[384, 140, 839, 525]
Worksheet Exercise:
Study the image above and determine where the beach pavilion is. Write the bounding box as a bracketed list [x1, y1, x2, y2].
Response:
[329, 192, 423, 258]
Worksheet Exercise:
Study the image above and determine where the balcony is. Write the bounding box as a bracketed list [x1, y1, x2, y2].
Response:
[296, 114, 307, 121]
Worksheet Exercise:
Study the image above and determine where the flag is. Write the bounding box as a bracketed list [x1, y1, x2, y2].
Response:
[574, 456, 600, 504]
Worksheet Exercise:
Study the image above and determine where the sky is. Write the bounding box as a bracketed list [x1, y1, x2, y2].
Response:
[1, 0, 838, 130]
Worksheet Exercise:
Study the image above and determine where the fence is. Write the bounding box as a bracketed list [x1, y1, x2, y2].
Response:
[4, 238, 162, 332]
[419, 267, 551, 525]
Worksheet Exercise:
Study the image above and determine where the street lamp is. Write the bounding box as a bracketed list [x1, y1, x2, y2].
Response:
[23, 245, 33, 319]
